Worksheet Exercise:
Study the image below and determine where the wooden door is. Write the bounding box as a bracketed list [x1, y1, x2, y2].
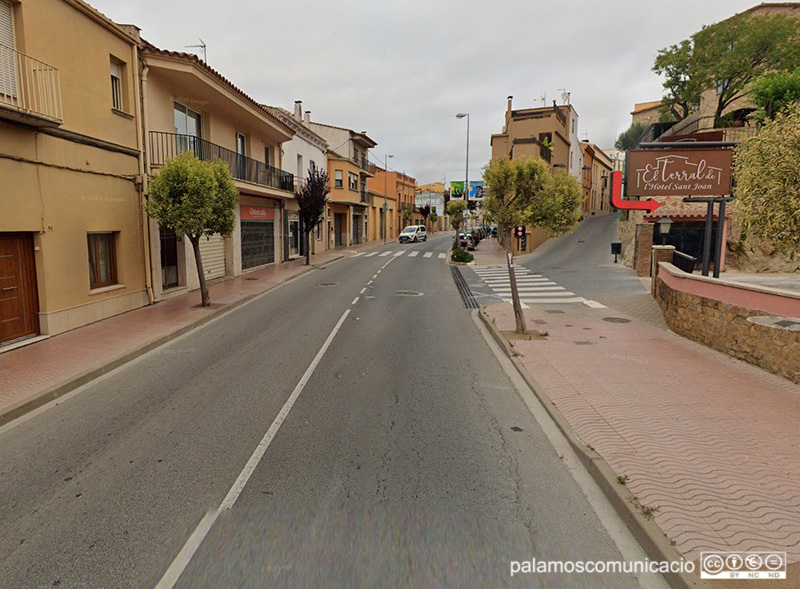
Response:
[0, 233, 39, 345]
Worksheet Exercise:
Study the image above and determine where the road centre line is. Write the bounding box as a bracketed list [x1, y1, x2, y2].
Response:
[352, 297, 359, 305]
[360, 287, 366, 294]
[156, 309, 352, 589]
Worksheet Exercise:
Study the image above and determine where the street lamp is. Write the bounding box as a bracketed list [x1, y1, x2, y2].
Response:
[657, 216, 673, 246]
[456, 112, 469, 229]
[383, 154, 393, 243]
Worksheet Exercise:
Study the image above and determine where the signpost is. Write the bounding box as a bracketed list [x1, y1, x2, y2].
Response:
[611, 144, 735, 278]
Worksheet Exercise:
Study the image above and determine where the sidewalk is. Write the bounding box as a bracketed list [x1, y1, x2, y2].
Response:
[481, 288, 800, 578]
[0, 244, 378, 425]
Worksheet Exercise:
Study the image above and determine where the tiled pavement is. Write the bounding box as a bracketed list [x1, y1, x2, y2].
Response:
[484, 300, 800, 565]
[0, 247, 364, 424]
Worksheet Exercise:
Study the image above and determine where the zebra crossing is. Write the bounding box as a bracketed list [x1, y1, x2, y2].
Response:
[349, 250, 448, 260]
[471, 265, 585, 305]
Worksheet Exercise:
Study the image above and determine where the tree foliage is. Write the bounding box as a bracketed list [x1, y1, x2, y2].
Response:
[653, 39, 701, 120]
[147, 152, 238, 306]
[654, 14, 800, 125]
[418, 204, 431, 229]
[401, 208, 413, 226]
[734, 101, 800, 256]
[749, 68, 800, 121]
[482, 157, 582, 333]
[614, 123, 648, 151]
[296, 167, 330, 265]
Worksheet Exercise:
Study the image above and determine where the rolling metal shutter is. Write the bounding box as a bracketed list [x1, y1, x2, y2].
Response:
[198, 234, 225, 280]
[0, 1, 16, 98]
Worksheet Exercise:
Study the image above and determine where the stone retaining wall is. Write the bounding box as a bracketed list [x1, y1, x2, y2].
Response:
[654, 264, 800, 384]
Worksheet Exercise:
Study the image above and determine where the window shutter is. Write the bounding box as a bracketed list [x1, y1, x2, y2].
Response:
[0, 2, 13, 49]
[110, 59, 121, 79]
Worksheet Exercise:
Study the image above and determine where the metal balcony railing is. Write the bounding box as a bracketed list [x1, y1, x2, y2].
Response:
[149, 131, 294, 192]
[352, 154, 369, 171]
[0, 44, 63, 124]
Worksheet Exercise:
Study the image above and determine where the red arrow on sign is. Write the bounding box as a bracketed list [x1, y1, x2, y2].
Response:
[609, 170, 661, 214]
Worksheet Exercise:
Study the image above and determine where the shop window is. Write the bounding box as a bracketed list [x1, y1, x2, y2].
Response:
[88, 233, 118, 288]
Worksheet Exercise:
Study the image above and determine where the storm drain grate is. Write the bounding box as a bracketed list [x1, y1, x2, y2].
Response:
[450, 266, 479, 309]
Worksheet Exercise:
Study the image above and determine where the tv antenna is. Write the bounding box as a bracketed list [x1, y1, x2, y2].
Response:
[185, 38, 207, 63]
[558, 88, 570, 105]
[540, 92, 547, 106]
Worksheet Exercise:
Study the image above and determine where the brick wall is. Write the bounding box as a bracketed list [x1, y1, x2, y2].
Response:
[654, 270, 800, 384]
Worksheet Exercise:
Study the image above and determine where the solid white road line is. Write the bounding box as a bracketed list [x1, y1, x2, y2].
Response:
[423, 252, 433, 258]
[156, 309, 351, 589]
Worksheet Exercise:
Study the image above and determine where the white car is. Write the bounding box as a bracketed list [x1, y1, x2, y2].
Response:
[398, 225, 427, 243]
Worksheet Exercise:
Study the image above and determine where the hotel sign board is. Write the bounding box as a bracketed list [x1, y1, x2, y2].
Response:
[626, 149, 733, 197]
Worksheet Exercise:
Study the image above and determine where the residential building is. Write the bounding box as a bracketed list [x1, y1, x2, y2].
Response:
[579, 142, 613, 217]
[309, 121, 376, 248]
[265, 101, 329, 258]
[142, 42, 296, 300]
[1, 0, 148, 346]
[415, 191, 445, 232]
[630, 101, 664, 127]
[490, 95, 579, 254]
[369, 168, 417, 233]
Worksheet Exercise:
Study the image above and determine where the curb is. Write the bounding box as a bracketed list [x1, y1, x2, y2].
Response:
[0, 255, 344, 428]
[478, 307, 706, 589]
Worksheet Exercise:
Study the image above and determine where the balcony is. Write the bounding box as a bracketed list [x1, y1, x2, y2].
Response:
[360, 190, 372, 205]
[352, 154, 369, 171]
[149, 131, 294, 192]
[0, 45, 63, 126]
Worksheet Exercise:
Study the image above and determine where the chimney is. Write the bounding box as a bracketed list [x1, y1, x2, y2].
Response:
[304, 111, 311, 125]
[507, 95, 513, 112]
[293, 100, 302, 121]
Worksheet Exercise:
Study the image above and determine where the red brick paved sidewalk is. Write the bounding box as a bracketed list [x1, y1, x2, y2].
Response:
[484, 301, 800, 566]
[0, 246, 374, 425]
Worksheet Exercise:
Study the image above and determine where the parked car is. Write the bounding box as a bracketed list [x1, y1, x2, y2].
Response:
[399, 225, 428, 243]
[466, 234, 476, 251]
[459, 232, 469, 248]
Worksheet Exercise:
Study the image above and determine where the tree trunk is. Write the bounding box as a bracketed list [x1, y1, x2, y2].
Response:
[305, 229, 311, 266]
[189, 234, 211, 307]
[503, 224, 528, 335]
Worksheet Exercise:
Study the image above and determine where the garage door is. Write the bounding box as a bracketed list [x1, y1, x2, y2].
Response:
[198, 234, 225, 280]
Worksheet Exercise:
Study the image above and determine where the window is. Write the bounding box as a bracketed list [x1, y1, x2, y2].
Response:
[334, 170, 343, 188]
[310, 160, 316, 172]
[539, 132, 552, 163]
[264, 146, 271, 166]
[110, 59, 124, 111]
[316, 224, 322, 241]
[348, 172, 358, 190]
[88, 233, 117, 288]
[0, 0, 16, 97]
[297, 154, 303, 178]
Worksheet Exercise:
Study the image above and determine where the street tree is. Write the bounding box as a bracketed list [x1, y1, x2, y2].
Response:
[401, 208, 413, 227]
[429, 210, 439, 232]
[295, 167, 330, 266]
[734, 101, 800, 256]
[418, 203, 431, 230]
[446, 199, 467, 249]
[749, 68, 800, 121]
[483, 157, 582, 334]
[147, 152, 237, 307]
[614, 123, 648, 151]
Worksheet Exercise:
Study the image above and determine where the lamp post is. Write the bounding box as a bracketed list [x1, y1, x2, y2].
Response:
[456, 112, 469, 229]
[657, 216, 673, 246]
[383, 154, 393, 243]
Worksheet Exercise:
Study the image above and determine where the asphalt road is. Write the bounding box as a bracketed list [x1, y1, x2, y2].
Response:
[0, 232, 656, 588]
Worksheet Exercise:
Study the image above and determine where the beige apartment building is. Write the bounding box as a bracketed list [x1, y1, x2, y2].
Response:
[309, 122, 376, 248]
[490, 95, 578, 255]
[1, 0, 148, 346]
[142, 43, 296, 300]
[579, 142, 613, 217]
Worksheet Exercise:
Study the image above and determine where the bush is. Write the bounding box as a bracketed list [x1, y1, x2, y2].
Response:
[451, 249, 474, 263]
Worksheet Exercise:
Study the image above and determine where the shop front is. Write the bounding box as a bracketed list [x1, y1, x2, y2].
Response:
[240, 205, 275, 270]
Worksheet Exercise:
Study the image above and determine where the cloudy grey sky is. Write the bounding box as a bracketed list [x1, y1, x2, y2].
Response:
[91, 0, 759, 186]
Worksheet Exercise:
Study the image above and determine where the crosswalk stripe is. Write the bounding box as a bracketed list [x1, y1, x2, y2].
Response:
[408, 251, 419, 257]
[423, 252, 433, 258]
[365, 252, 378, 257]
[438, 253, 446, 259]
[379, 252, 391, 257]
[393, 251, 404, 257]
[351, 252, 364, 257]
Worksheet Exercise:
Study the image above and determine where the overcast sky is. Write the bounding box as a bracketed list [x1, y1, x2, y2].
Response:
[91, 0, 759, 186]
